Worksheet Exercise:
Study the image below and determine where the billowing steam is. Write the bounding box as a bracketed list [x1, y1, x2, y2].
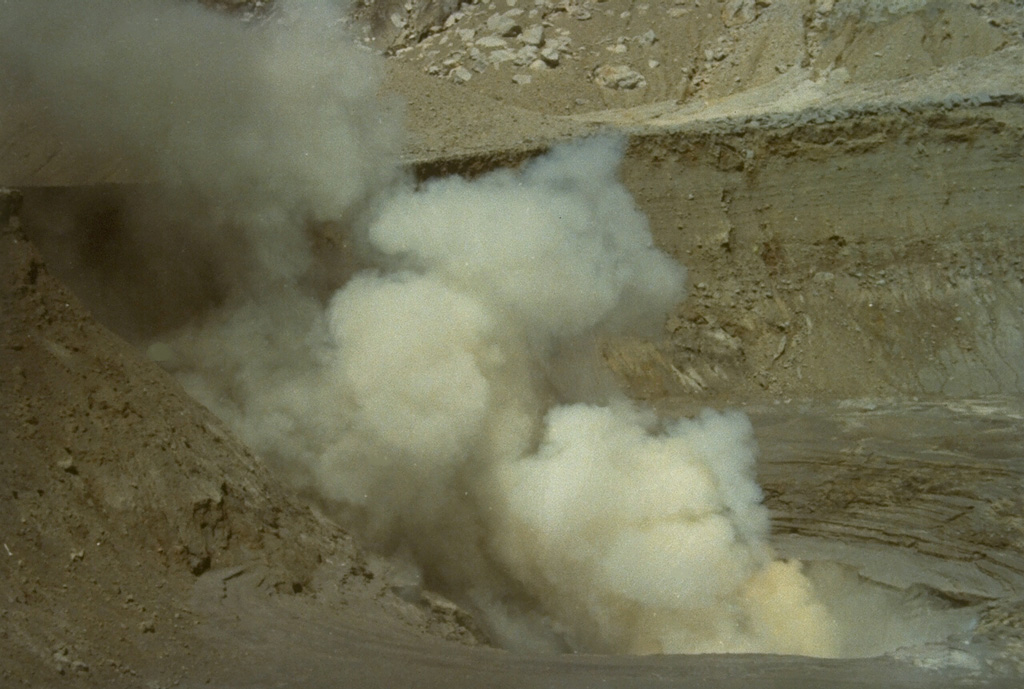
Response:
[2, 0, 974, 657]
[169, 132, 842, 655]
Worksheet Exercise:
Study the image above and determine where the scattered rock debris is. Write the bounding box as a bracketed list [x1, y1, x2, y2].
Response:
[593, 63, 646, 89]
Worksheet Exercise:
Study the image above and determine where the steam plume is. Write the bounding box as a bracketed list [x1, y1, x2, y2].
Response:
[2, 0, 974, 657]
[172, 129, 841, 654]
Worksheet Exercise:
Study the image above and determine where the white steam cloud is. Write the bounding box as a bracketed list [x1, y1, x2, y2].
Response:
[3, 0, 974, 657]
[174, 135, 843, 655]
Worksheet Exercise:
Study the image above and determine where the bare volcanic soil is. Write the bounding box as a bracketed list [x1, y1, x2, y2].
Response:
[2, 0, 1024, 687]
[0, 225, 484, 687]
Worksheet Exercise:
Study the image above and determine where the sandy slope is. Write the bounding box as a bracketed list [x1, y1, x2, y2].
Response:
[0, 223, 484, 687]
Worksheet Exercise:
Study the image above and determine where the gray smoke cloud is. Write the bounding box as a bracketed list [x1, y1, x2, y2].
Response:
[1, 0, 398, 285]
[2, 0, 974, 657]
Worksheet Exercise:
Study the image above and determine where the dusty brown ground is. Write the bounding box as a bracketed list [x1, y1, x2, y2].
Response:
[2, 0, 1024, 687]
[0, 223, 487, 687]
